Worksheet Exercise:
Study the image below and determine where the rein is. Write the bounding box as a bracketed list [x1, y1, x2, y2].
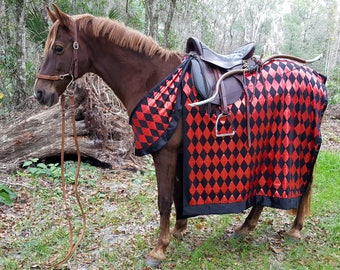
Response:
[48, 91, 87, 268]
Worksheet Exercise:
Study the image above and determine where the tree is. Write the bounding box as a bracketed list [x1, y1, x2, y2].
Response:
[142, 0, 177, 47]
[14, 0, 27, 107]
[143, 0, 159, 40]
[163, 0, 176, 48]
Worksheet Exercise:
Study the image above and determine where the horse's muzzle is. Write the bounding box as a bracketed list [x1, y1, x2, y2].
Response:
[34, 89, 58, 106]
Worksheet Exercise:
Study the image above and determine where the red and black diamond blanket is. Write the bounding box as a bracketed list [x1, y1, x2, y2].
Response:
[130, 57, 328, 218]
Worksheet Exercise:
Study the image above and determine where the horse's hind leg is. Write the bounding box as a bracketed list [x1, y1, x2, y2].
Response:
[286, 181, 312, 239]
[234, 205, 264, 235]
[172, 154, 187, 240]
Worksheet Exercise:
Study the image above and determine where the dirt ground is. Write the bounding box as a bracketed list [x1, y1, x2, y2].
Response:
[320, 104, 340, 152]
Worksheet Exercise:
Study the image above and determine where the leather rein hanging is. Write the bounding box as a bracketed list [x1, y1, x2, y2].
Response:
[52, 93, 86, 268]
[35, 18, 86, 268]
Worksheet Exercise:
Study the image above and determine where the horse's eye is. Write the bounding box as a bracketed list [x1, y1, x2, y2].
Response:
[54, 45, 64, 54]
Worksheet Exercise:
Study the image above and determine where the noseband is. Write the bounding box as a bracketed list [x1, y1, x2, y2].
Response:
[36, 18, 79, 82]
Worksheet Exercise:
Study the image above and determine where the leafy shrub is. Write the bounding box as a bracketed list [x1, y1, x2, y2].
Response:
[22, 157, 97, 186]
[22, 158, 60, 179]
[0, 184, 16, 205]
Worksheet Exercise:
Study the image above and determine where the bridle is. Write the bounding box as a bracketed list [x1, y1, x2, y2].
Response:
[36, 17, 79, 83]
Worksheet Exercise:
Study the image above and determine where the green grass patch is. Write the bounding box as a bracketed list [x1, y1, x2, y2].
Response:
[313, 151, 340, 214]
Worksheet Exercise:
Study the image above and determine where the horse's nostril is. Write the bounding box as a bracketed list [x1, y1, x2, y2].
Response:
[35, 90, 43, 101]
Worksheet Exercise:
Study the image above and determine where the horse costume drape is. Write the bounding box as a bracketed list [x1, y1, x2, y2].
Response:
[130, 57, 327, 218]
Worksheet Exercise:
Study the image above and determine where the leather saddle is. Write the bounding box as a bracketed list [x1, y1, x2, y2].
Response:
[186, 37, 256, 138]
[186, 37, 256, 106]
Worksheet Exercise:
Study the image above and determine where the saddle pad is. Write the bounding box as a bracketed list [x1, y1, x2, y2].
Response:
[181, 60, 327, 218]
[130, 58, 327, 219]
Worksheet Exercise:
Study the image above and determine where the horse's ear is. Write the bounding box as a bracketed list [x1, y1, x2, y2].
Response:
[50, 3, 73, 29]
[46, 6, 58, 23]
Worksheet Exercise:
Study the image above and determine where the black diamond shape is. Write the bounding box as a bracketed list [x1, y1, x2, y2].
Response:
[275, 73, 282, 83]
[225, 190, 232, 199]
[201, 191, 208, 201]
[193, 191, 200, 201]
[209, 192, 216, 201]
[240, 160, 248, 172]
[156, 122, 165, 130]
[217, 190, 224, 200]
[192, 163, 200, 174]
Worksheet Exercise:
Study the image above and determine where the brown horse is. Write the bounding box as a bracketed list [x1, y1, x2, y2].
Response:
[34, 4, 327, 267]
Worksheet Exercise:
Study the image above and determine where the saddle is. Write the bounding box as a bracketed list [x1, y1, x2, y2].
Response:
[186, 37, 256, 104]
[186, 37, 256, 137]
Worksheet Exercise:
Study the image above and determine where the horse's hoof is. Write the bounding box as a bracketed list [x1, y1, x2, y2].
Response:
[285, 229, 302, 240]
[233, 226, 251, 238]
[145, 256, 162, 268]
[172, 230, 185, 240]
[231, 231, 246, 239]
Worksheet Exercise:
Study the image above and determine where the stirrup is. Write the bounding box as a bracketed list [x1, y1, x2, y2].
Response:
[215, 112, 235, 137]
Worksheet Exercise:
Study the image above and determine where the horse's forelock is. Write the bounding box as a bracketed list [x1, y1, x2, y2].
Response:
[44, 22, 59, 55]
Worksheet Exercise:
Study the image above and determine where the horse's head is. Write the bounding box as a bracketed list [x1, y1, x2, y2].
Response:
[34, 4, 88, 106]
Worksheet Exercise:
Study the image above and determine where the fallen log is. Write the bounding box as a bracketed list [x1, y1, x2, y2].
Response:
[0, 74, 139, 172]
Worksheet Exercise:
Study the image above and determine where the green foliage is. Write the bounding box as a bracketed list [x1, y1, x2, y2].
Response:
[326, 80, 340, 104]
[0, 92, 3, 107]
[22, 158, 60, 180]
[0, 184, 16, 206]
[136, 158, 156, 183]
[108, 8, 122, 20]
[21, 157, 97, 186]
[54, 0, 109, 16]
[26, 5, 49, 46]
[326, 66, 340, 104]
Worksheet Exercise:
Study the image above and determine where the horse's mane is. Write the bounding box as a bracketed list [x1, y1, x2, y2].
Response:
[45, 14, 179, 61]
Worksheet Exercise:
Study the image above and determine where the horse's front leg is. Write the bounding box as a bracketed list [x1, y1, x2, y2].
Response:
[146, 148, 178, 266]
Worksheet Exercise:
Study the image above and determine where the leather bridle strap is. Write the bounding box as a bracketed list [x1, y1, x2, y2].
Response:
[36, 73, 72, 81]
[36, 17, 79, 81]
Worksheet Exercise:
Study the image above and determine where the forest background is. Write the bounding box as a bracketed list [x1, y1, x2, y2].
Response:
[1, 0, 340, 114]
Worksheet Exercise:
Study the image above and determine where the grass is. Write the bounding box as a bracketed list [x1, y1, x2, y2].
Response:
[0, 151, 339, 269]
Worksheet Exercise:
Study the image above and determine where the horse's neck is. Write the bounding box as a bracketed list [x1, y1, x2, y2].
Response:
[88, 40, 181, 115]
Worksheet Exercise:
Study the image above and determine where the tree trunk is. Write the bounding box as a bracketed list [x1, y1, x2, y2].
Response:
[163, 0, 176, 48]
[0, 74, 140, 172]
[14, 0, 27, 106]
[144, 0, 159, 40]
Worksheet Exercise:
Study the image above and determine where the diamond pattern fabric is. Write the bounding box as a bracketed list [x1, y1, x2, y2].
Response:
[130, 58, 328, 218]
